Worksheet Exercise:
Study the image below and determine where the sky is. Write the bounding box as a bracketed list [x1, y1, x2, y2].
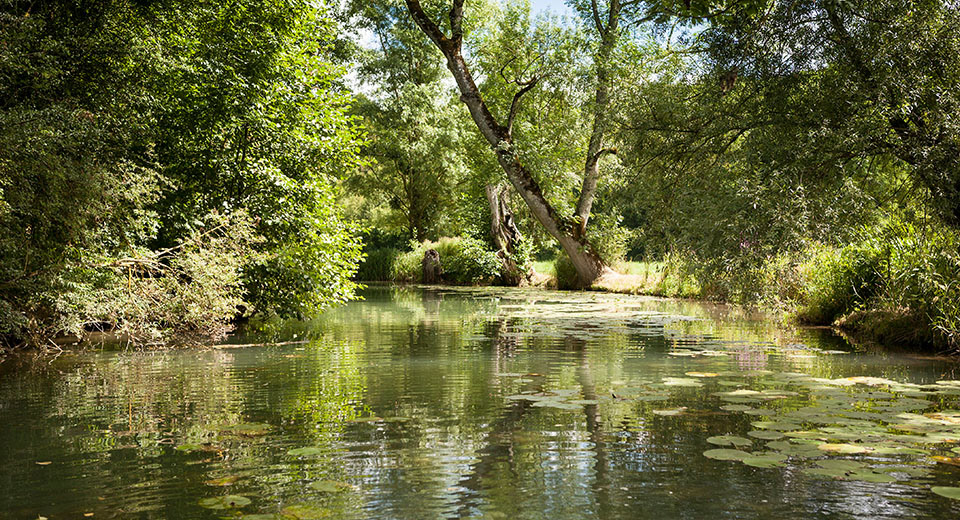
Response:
[529, 0, 574, 16]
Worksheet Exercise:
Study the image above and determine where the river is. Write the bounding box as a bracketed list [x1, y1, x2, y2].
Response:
[2, 285, 959, 519]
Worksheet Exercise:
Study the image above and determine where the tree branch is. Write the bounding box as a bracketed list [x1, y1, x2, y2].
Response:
[405, 0, 451, 51]
[591, 0, 607, 36]
[507, 76, 540, 138]
[450, 0, 465, 43]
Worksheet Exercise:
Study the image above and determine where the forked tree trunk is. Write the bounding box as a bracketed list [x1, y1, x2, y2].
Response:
[404, 0, 611, 287]
[485, 183, 528, 285]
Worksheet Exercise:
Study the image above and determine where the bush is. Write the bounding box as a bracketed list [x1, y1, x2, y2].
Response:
[356, 247, 399, 281]
[793, 242, 884, 324]
[392, 237, 501, 285]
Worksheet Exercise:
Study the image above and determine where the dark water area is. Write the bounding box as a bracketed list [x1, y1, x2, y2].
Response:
[2, 285, 960, 519]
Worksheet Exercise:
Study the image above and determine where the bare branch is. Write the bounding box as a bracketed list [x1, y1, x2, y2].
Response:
[499, 55, 520, 84]
[507, 76, 540, 138]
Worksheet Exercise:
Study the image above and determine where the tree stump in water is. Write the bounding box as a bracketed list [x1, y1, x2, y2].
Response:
[422, 249, 442, 283]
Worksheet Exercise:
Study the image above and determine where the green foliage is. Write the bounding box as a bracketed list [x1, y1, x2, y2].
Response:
[0, 1, 366, 348]
[392, 237, 501, 285]
[356, 248, 400, 282]
[793, 243, 884, 325]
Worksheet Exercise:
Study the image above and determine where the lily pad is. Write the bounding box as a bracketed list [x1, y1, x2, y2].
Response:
[703, 449, 751, 461]
[309, 480, 352, 493]
[288, 447, 326, 457]
[720, 405, 754, 412]
[932, 486, 960, 500]
[653, 407, 687, 416]
[347, 416, 382, 423]
[741, 453, 787, 468]
[848, 471, 897, 483]
[707, 435, 753, 448]
[803, 467, 849, 479]
[748, 430, 785, 440]
[205, 475, 240, 486]
[818, 443, 869, 454]
[198, 495, 251, 510]
[220, 423, 273, 437]
[815, 460, 864, 471]
[663, 377, 703, 388]
[282, 502, 332, 519]
[750, 421, 802, 432]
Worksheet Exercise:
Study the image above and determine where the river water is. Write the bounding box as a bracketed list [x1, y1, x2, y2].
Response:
[2, 285, 960, 519]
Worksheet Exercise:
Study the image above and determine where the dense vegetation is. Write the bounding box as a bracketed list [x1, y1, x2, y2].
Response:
[1, 0, 364, 347]
[3, 0, 958, 352]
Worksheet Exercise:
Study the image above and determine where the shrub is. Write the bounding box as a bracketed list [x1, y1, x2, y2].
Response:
[356, 247, 399, 281]
[392, 237, 501, 285]
[793, 242, 884, 324]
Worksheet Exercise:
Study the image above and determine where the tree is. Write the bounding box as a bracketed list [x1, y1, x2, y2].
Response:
[0, 0, 367, 346]
[403, 0, 638, 286]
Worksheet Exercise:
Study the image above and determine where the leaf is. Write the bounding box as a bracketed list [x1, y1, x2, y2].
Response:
[309, 480, 353, 493]
[748, 430, 785, 440]
[288, 447, 326, 457]
[741, 453, 787, 468]
[706, 435, 753, 448]
[703, 449, 751, 461]
[932, 486, 960, 500]
[198, 495, 251, 509]
[220, 423, 272, 437]
[817, 443, 868, 454]
[282, 502, 332, 519]
[205, 475, 240, 486]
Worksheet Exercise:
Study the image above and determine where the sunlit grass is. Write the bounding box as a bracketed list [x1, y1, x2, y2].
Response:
[530, 259, 697, 297]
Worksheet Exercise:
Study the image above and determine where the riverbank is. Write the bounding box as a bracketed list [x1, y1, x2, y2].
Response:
[530, 258, 957, 355]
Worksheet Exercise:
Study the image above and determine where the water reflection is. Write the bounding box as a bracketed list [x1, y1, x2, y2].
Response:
[0, 285, 959, 519]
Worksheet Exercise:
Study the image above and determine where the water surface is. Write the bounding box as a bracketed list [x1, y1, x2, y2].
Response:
[2, 286, 960, 519]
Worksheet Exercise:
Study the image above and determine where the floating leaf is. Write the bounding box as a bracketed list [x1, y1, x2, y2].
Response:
[741, 453, 787, 468]
[803, 467, 848, 479]
[347, 416, 382, 423]
[220, 424, 272, 437]
[634, 395, 670, 402]
[850, 472, 897, 483]
[815, 460, 864, 471]
[663, 378, 702, 388]
[932, 486, 960, 500]
[288, 447, 326, 457]
[752, 429, 786, 439]
[205, 475, 240, 486]
[751, 421, 802, 432]
[703, 449, 751, 461]
[818, 443, 868, 454]
[198, 495, 251, 510]
[282, 502, 332, 519]
[707, 435, 752, 448]
[309, 480, 352, 493]
[653, 407, 687, 416]
[685, 372, 719, 378]
[932, 456, 960, 467]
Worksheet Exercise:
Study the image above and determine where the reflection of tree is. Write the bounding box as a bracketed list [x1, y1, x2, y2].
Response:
[572, 336, 612, 518]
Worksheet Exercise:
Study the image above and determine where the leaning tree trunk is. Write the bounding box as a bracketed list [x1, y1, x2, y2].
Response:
[405, 0, 608, 287]
[485, 183, 528, 285]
